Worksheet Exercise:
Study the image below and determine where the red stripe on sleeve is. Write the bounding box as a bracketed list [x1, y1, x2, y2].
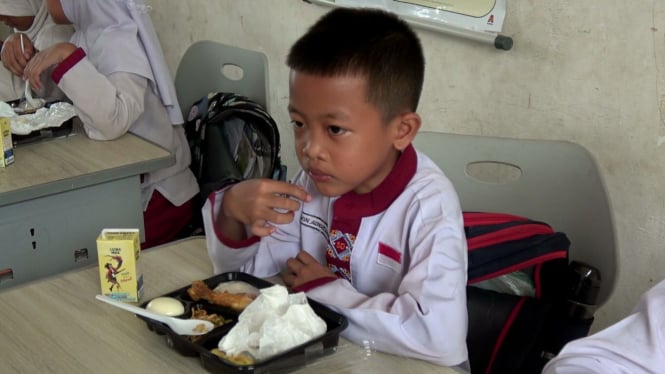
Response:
[292, 276, 337, 292]
[52, 47, 86, 84]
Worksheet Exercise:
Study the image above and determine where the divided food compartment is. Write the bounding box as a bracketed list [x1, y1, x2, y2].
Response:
[138, 272, 349, 373]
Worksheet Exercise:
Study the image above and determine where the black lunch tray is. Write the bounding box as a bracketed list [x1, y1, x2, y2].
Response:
[138, 272, 348, 373]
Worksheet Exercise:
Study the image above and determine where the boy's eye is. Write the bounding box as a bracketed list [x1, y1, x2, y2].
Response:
[328, 126, 346, 135]
[290, 120, 304, 128]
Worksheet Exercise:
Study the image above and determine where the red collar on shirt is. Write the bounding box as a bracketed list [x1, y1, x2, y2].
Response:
[333, 144, 417, 219]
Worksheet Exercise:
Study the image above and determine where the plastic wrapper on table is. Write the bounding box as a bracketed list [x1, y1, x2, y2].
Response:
[8, 101, 77, 135]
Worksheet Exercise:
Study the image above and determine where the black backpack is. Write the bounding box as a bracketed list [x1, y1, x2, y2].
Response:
[184, 92, 285, 203]
[183, 92, 286, 234]
[463, 212, 599, 374]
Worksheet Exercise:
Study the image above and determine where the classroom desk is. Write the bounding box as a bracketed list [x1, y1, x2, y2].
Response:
[0, 237, 466, 374]
[0, 130, 174, 290]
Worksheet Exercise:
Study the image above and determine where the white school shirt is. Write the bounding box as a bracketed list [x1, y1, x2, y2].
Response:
[53, 48, 198, 209]
[203, 145, 469, 367]
[0, 0, 73, 101]
[542, 278, 665, 374]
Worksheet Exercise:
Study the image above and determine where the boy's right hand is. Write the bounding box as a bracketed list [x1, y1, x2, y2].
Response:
[221, 179, 311, 238]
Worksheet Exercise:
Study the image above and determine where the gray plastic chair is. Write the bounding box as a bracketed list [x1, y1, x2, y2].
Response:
[174, 40, 270, 117]
[413, 131, 617, 306]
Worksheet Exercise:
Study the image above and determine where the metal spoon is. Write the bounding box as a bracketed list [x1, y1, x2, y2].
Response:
[96, 294, 214, 336]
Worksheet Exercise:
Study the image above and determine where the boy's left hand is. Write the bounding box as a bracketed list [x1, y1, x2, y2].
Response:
[282, 251, 334, 289]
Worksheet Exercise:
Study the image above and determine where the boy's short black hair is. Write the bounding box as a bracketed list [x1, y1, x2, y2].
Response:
[287, 7, 425, 122]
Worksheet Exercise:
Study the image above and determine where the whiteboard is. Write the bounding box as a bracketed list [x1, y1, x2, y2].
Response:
[398, 0, 497, 18]
[305, 0, 511, 50]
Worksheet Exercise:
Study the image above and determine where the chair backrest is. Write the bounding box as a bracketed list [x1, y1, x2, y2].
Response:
[413, 131, 617, 306]
[174, 40, 270, 118]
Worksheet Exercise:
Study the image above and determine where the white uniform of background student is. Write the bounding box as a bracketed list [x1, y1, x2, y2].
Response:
[542, 278, 665, 374]
[0, 0, 72, 101]
[204, 146, 469, 367]
[23, 0, 199, 248]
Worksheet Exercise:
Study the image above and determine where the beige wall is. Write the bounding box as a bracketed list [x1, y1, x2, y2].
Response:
[150, 0, 665, 331]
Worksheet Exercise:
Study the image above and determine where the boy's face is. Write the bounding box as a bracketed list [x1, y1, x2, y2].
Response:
[288, 71, 404, 197]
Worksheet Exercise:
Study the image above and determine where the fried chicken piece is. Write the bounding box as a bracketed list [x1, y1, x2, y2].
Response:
[187, 280, 255, 311]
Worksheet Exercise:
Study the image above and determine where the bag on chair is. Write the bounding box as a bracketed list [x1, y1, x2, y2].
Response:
[183, 92, 286, 235]
[463, 212, 592, 374]
[184, 92, 286, 204]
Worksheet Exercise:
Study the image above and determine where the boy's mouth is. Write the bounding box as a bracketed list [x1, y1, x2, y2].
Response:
[307, 169, 332, 183]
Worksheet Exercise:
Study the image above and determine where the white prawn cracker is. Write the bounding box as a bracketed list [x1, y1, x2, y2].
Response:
[218, 284, 327, 362]
[213, 280, 261, 297]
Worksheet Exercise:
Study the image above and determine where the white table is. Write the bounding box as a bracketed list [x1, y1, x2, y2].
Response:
[0, 237, 466, 373]
[0, 130, 173, 289]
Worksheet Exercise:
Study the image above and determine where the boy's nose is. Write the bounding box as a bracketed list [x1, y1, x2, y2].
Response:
[302, 134, 323, 160]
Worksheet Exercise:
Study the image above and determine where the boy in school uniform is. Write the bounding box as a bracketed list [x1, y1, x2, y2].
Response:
[203, 7, 469, 368]
[542, 278, 665, 373]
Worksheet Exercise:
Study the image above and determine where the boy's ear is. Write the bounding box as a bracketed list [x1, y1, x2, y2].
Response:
[393, 112, 421, 151]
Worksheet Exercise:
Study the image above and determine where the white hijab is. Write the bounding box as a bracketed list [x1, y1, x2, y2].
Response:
[0, 0, 49, 44]
[59, 0, 183, 124]
[0, 0, 40, 16]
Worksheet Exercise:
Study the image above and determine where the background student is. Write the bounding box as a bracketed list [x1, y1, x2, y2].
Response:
[542, 277, 665, 373]
[23, 0, 199, 248]
[0, 0, 72, 101]
[202, 7, 469, 369]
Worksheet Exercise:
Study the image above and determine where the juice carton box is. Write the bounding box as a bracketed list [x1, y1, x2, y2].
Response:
[1, 117, 14, 167]
[97, 229, 144, 302]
